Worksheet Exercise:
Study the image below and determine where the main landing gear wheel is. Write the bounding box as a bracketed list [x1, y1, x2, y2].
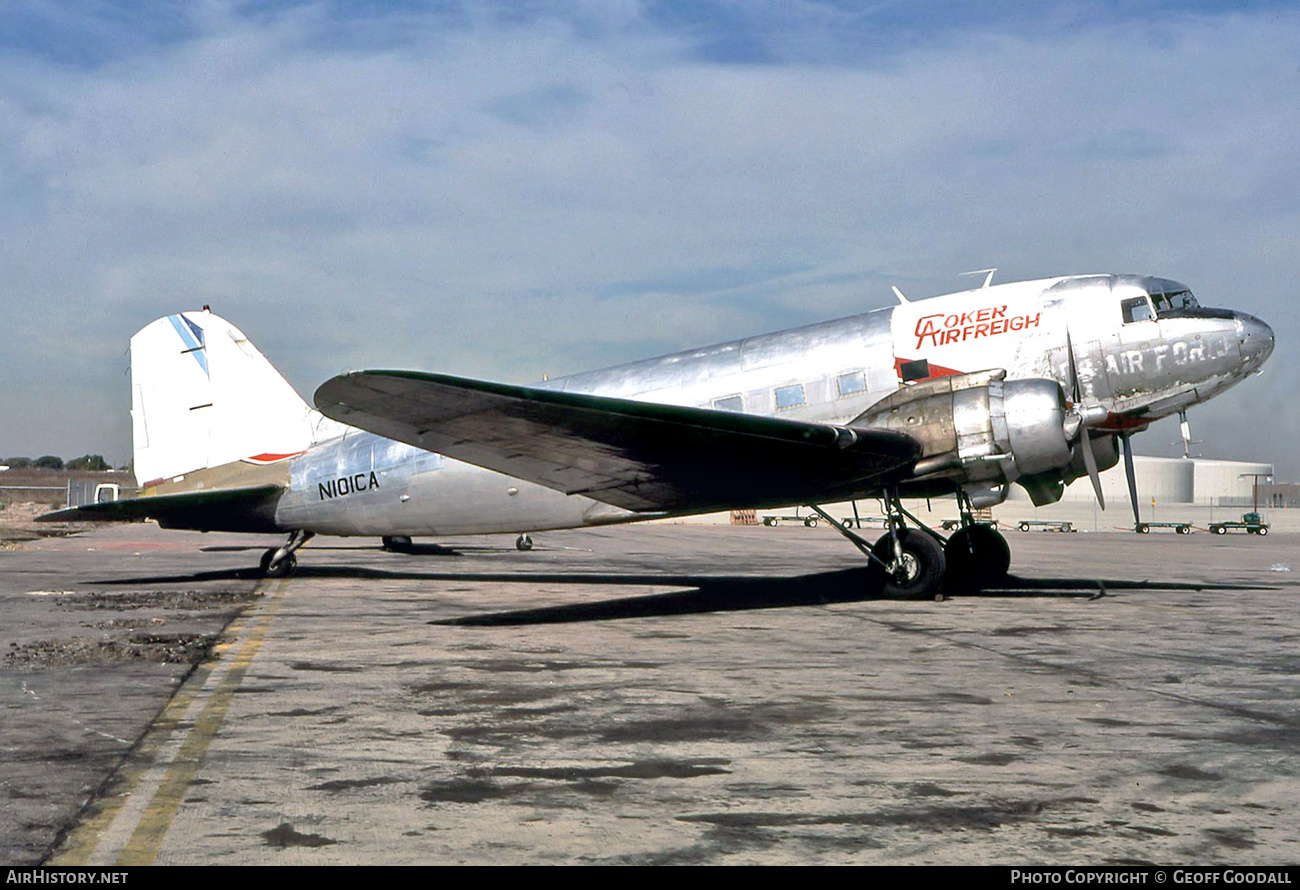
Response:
[943, 525, 1011, 592]
[382, 535, 414, 553]
[259, 549, 297, 578]
[869, 529, 946, 599]
[515, 534, 534, 551]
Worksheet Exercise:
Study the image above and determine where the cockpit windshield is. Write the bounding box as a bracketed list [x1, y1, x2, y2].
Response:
[1121, 278, 1202, 324]
[1151, 289, 1199, 315]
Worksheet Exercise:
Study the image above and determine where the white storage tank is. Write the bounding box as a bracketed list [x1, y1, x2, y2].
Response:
[1011, 457, 1265, 505]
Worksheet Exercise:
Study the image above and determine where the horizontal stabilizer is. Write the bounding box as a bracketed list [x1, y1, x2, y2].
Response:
[315, 370, 920, 512]
[38, 485, 284, 533]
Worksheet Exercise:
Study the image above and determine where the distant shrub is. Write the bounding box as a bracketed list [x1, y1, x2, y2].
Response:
[67, 455, 110, 471]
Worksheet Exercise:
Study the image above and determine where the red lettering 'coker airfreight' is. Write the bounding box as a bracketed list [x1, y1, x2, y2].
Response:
[914, 305, 1041, 349]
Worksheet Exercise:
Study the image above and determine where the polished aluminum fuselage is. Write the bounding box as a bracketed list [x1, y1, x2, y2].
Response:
[273, 275, 1273, 537]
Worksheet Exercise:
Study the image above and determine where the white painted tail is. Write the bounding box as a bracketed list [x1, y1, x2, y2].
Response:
[130, 310, 323, 486]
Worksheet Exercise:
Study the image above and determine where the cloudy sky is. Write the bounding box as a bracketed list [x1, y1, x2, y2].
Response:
[2, 0, 1296, 479]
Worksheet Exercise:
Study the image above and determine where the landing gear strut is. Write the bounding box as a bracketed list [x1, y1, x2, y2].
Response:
[809, 490, 1011, 599]
[260, 529, 314, 578]
[808, 494, 948, 599]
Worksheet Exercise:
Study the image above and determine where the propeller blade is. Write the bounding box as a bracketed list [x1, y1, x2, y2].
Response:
[1065, 329, 1081, 404]
[1121, 433, 1140, 528]
[1080, 425, 1105, 509]
[1066, 327, 1105, 509]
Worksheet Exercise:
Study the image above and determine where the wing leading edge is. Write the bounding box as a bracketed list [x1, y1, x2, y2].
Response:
[315, 371, 921, 513]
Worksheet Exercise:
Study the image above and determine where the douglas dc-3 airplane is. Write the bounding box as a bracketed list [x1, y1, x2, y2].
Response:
[42, 273, 1273, 599]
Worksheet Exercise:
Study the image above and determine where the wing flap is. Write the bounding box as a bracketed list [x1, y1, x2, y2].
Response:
[315, 371, 920, 512]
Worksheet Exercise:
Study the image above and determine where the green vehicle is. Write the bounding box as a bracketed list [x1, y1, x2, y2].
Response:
[1208, 512, 1269, 536]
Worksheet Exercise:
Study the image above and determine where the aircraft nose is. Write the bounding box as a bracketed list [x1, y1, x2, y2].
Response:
[1236, 312, 1275, 371]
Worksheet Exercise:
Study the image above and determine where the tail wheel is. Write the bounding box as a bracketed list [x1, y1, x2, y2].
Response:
[944, 525, 1011, 592]
[869, 529, 946, 599]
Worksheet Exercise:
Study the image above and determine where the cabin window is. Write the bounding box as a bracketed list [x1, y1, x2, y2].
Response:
[712, 395, 744, 413]
[836, 371, 867, 397]
[1121, 296, 1154, 324]
[774, 383, 806, 410]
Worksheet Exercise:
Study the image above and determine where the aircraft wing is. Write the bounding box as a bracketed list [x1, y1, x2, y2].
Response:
[38, 484, 284, 533]
[315, 371, 921, 513]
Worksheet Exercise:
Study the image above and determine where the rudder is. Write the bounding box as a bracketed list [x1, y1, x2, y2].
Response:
[130, 310, 321, 487]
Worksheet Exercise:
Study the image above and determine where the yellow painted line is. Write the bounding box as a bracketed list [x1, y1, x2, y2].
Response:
[51, 577, 291, 866]
[49, 671, 210, 865]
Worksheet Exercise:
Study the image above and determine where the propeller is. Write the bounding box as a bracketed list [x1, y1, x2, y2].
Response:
[1063, 328, 1142, 527]
[1120, 431, 1141, 529]
[1064, 331, 1106, 508]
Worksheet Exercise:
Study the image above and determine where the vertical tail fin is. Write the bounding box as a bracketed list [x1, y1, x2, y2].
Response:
[130, 310, 322, 487]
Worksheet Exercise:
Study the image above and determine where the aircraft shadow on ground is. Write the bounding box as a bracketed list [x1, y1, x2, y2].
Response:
[424, 574, 1267, 626]
[94, 561, 1272, 626]
[199, 542, 476, 556]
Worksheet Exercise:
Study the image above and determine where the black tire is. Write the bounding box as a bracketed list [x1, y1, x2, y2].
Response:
[1019, 522, 1030, 532]
[1214, 526, 1226, 535]
[944, 525, 1011, 592]
[869, 529, 947, 599]
[1258, 526, 1268, 536]
[1137, 524, 1150, 534]
[1176, 525, 1189, 535]
[515, 534, 534, 551]
[804, 517, 818, 528]
[382, 535, 413, 553]
[259, 549, 296, 578]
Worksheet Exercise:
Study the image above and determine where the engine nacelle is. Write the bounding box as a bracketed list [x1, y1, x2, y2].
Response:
[852, 369, 1077, 506]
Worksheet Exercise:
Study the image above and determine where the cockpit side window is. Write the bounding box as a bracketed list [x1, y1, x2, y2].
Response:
[1121, 296, 1154, 324]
